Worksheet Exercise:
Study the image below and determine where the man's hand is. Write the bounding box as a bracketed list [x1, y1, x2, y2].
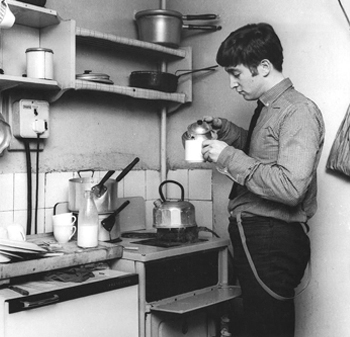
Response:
[202, 139, 228, 163]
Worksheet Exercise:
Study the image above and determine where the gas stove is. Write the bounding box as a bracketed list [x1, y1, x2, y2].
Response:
[112, 229, 241, 337]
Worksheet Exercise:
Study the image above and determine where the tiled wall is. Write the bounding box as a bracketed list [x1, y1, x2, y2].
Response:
[0, 169, 213, 235]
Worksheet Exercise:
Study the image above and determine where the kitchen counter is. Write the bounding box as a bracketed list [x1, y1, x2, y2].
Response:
[0, 233, 123, 283]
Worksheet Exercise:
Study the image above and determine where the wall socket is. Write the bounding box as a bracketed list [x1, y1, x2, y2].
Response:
[8, 99, 49, 151]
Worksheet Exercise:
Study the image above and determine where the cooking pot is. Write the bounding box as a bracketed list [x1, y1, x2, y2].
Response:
[153, 180, 196, 229]
[129, 65, 218, 93]
[68, 158, 139, 213]
[135, 9, 221, 48]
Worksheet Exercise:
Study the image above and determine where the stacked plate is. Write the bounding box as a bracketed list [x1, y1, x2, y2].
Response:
[0, 239, 47, 263]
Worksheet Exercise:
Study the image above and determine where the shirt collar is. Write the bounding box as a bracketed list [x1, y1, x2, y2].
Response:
[259, 78, 293, 107]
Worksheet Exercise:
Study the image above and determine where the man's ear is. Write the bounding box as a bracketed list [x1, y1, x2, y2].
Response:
[258, 59, 272, 77]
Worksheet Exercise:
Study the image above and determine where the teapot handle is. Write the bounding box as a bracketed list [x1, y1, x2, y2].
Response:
[159, 180, 185, 202]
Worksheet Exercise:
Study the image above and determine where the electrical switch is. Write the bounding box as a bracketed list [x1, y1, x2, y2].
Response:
[12, 99, 49, 139]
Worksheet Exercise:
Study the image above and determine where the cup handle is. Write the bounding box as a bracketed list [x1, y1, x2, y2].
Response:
[71, 215, 77, 225]
[20, 231, 26, 241]
[69, 226, 77, 240]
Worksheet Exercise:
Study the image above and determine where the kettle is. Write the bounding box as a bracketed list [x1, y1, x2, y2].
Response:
[153, 180, 197, 229]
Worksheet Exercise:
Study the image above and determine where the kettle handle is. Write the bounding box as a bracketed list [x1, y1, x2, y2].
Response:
[159, 180, 185, 202]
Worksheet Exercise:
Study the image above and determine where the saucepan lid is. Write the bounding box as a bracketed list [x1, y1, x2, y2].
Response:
[76, 70, 114, 85]
[0, 114, 11, 156]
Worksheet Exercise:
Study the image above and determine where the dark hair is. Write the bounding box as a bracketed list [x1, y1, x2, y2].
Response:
[216, 23, 283, 72]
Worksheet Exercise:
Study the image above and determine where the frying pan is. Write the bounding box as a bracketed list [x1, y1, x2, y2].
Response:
[129, 65, 218, 93]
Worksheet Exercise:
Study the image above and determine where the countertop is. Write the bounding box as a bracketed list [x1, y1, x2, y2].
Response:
[0, 233, 123, 283]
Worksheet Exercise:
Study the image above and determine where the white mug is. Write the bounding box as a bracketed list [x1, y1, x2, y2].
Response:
[52, 212, 76, 227]
[0, 0, 15, 29]
[185, 139, 204, 163]
[53, 224, 76, 244]
[6, 224, 26, 241]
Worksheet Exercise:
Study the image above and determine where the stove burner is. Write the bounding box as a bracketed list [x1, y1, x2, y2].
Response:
[131, 238, 207, 248]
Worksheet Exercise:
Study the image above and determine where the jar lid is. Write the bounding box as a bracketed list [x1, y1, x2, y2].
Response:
[26, 48, 54, 53]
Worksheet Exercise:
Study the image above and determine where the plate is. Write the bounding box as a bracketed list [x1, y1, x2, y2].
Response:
[0, 239, 47, 252]
[0, 253, 11, 263]
[0, 250, 25, 260]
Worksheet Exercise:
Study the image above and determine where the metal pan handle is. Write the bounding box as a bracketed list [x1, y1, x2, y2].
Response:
[175, 65, 218, 77]
[182, 14, 219, 21]
[182, 24, 222, 31]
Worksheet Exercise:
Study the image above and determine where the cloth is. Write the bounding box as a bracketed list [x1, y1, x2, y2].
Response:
[229, 215, 310, 337]
[326, 103, 350, 176]
[43, 266, 95, 283]
[229, 100, 264, 199]
[216, 78, 325, 223]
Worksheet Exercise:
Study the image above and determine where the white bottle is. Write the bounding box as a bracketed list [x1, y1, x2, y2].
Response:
[77, 190, 99, 248]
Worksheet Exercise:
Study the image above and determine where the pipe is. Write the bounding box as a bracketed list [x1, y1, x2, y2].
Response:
[159, 0, 166, 9]
[160, 60, 167, 182]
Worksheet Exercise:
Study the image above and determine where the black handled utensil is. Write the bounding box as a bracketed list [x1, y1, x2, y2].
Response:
[101, 200, 130, 235]
[91, 170, 116, 198]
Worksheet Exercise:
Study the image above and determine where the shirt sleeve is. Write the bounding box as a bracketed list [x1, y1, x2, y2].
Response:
[216, 102, 324, 206]
[216, 118, 248, 150]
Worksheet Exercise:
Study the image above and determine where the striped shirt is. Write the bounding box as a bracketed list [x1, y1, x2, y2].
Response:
[216, 78, 325, 223]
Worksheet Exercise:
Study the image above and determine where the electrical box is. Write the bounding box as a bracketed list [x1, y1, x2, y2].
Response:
[12, 99, 49, 139]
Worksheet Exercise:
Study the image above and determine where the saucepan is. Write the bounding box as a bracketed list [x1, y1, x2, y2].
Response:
[129, 65, 218, 93]
[68, 157, 140, 213]
[135, 9, 221, 48]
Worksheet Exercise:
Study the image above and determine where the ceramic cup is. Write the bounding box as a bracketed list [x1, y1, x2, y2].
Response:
[0, 0, 15, 29]
[53, 224, 76, 244]
[0, 227, 8, 239]
[185, 139, 204, 163]
[52, 212, 76, 227]
[6, 224, 26, 241]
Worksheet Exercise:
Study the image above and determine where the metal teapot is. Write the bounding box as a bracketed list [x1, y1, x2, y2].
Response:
[153, 180, 197, 229]
[186, 120, 213, 141]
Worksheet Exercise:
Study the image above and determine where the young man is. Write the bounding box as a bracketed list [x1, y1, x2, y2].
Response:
[186, 23, 325, 337]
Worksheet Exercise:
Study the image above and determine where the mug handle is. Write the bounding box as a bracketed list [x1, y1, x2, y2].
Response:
[71, 215, 77, 225]
[69, 226, 77, 240]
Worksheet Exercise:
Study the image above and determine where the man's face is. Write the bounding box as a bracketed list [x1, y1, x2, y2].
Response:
[225, 64, 264, 101]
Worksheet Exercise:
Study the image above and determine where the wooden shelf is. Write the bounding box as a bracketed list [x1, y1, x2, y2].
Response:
[0, 74, 60, 91]
[74, 80, 187, 104]
[76, 27, 187, 60]
[7, 0, 60, 28]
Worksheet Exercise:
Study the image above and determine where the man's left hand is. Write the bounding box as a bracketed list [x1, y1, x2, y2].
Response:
[202, 140, 228, 163]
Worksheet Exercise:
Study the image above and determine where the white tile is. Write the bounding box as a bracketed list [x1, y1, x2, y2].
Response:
[124, 171, 145, 198]
[0, 211, 13, 225]
[146, 170, 161, 200]
[0, 174, 14, 211]
[14, 209, 45, 235]
[14, 173, 44, 211]
[192, 201, 213, 238]
[45, 171, 74, 209]
[166, 170, 189, 199]
[145, 200, 155, 230]
[189, 169, 212, 200]
[45, 208, 54, 233]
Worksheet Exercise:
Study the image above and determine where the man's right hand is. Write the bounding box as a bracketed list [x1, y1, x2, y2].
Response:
[203, 116, 222, 131]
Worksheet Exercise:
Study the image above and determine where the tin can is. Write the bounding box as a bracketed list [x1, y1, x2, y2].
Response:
[26, 47, 54, 79]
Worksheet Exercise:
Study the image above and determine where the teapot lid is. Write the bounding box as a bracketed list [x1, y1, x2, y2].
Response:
[187, 120, 212, 136]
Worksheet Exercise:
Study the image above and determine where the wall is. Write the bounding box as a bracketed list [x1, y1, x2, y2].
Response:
[166, 0, 350, 336]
